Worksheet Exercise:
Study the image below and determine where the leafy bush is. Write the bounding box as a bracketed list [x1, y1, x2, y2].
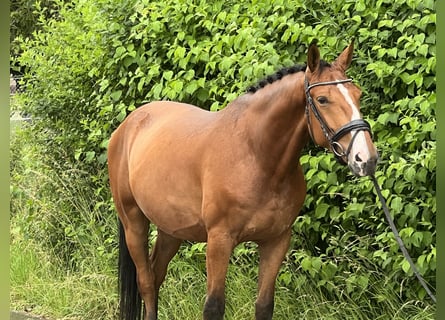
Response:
[14, 0, 435, 305]
[10, 0, 72, 72]
[10, 122, 118, 271]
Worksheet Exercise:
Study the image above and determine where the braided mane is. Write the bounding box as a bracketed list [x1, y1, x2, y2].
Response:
[246, 60, 331, 93]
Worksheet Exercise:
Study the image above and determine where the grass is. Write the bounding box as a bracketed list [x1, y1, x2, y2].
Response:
[10, 120, 435, 320]
[10, 235, 118, 319]
[10, 232, 436, 319]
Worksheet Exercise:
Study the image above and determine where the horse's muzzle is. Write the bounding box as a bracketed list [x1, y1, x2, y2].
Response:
[349, 152, 378, 177]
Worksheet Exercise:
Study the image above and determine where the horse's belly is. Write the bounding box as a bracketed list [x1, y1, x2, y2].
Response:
[143, 196, 207, 242]
[129, 178, 204, 239]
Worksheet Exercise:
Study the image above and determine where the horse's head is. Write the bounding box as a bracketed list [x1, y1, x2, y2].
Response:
[304, 40, 378, 176]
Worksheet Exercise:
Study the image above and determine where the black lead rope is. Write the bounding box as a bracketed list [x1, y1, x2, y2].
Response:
[370, 175, 436, 303]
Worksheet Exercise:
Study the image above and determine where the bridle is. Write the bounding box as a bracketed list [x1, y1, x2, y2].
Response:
[304, 76, 372, 164]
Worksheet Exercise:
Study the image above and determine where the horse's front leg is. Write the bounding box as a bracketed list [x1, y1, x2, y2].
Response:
[255, 231, 291, 320]
[203, 230, 235, 320]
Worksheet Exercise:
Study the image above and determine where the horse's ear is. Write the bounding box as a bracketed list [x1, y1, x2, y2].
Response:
[307, 39, 320, 73]
[333, 39, 355, 72]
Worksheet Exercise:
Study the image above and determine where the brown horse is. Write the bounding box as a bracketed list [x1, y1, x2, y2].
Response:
[107, 40, 378, 320]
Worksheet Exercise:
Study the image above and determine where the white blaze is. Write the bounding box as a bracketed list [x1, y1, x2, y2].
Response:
[336, 83, 371, 170]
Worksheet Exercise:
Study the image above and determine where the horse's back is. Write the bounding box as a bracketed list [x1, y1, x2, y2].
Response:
[120, 101, 218, 169]
[118, 101, 213, 134]
[109, 101, 216, 158]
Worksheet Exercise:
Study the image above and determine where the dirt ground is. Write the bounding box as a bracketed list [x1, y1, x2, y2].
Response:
[10, 311, 47, 320]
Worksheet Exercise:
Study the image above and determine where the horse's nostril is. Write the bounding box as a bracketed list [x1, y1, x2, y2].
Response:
[365, 158, 377, 176]
[355, 153, 362, 162]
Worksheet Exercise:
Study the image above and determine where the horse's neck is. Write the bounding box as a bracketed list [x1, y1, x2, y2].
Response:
[234, 72, 309, 177]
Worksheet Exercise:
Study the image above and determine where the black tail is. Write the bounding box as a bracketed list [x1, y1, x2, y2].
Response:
[118, 220, 142, 320]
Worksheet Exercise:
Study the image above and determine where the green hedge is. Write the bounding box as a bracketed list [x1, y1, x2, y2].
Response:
[15, 0, 435, 302]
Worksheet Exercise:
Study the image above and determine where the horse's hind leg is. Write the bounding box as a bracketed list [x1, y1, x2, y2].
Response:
[120, 206, 157, 320]
[150, 230, 182, 304]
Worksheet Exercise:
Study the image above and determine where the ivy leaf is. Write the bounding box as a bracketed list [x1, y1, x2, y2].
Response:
[163, 71, 174, 81]
[110, 90, 122, 101]
[401, 259, 412, 274]
[315, 203, 330, 219]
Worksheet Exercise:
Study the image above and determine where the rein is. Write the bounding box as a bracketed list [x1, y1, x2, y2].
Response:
[370, 175, 436, 303]
[304, 76, 371, 164]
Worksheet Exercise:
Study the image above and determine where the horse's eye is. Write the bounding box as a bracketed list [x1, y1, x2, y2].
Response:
[317, 96, 329, 105]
